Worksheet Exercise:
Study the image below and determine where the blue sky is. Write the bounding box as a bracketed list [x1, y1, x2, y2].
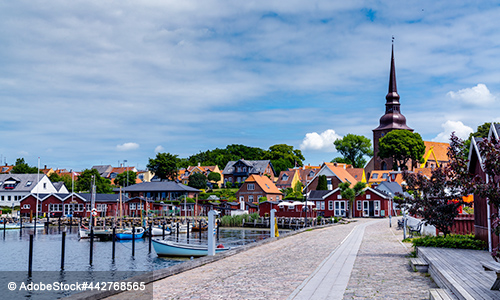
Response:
[1, 1, 500, 171]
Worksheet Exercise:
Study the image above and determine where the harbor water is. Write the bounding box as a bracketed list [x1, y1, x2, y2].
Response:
[0, 225, 274, 299]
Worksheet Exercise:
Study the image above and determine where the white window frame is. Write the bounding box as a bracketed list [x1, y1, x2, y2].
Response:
[247, 183, 255, 190]
[130, 203, 137, 210]
[337, 195, 342, 199]
[328, 200, 334, 211]
[366, 194, 371, 199]
[374, 200, 380, 217]
[334, 201, 346, 217]
[357, 200, 362, 211]
[363, 201, 369, 217]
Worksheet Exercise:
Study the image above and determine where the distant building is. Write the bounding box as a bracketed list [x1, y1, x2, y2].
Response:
[222, 159, 275, 185]
[122, 181, 200, 201]
[0, 174, 58, 207]
[236, 174, 283, 208]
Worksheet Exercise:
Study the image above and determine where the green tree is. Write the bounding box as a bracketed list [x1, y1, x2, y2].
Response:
[76, 169, 113, 194]
[333, 134, 373, 168]
[265, 144, 305, 175]
[115, 171, 137, 187]
[11, 158, 38, 174]
[49, 173, 74, 192]
[378, 130, 426, 170]
[463, 122, 494, 157]
[317, 175, 328, 190]
[188, 172, 207, 189]
[207, 172, 221, 184]
[147, 152, 180, 181]
[339, 181, 366, 218]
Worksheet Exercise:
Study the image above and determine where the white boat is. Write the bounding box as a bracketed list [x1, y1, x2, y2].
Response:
[151, 226, 172, 236]
[171, 223, 193, 234]
[21, 222, 45, 229]
[152, 239, 230, 257]
[2, 223, 21, 229]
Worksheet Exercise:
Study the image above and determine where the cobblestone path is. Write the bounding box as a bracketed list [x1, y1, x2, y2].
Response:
[343, 219, 437, 299]
[105, 218, 436, 300]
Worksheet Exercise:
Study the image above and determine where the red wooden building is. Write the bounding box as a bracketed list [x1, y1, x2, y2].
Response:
[308, 187, 391, 218]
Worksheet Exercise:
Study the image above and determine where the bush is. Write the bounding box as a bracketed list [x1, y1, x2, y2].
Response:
[411, 234, 486, 250]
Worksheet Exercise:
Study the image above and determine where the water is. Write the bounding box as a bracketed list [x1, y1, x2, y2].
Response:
[0, 226, 274, 299]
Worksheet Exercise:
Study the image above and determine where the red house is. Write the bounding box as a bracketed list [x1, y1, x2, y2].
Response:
[309, 187, 390, 218]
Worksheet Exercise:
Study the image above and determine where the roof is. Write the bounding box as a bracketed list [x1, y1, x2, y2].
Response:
[423, 141, 450, 162]
[322, 163, 358, 187]
[52, 182, 67, 192]
[308, 190, 331, 200]
[122, 181, 200, 193]
[222, 159, 272, 175]
[244, 174, 282, 194]
[275, 170, 297, 187]
[0, 174, 46, 192]
[92, 165, 113, 178]
[375, 181, 403, 197]
[346, 168, 365, 183]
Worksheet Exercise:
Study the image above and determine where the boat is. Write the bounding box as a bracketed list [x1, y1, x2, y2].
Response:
[115, 227, 145, 240]
[152, 239, 230, 257]
[191, 223, 208, 232]
[171, 223, 193, 234]
[22, 221, 45, 228]
[150, 225, 172, 236]
[3, 223, 21, 229]
[78, 226, 114, 240]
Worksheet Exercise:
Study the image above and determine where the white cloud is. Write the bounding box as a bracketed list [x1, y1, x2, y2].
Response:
[116, 142, 140, 151]
[432, 120, 473, 142]
[155, 145, 165, 153]
[446, 84, 496, 106]
[300, 129, 341, 152]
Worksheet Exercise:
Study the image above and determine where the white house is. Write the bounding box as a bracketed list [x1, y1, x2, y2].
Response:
[0, 174, 59, 207]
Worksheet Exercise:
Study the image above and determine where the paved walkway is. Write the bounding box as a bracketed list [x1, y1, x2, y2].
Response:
[105, 218, 436, 299]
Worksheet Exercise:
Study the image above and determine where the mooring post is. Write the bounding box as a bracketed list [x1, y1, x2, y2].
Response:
[148, 223, 152, 253]
[186, 221, 190, 242]
[89, 228, 94, 265]
[162, 223, 165, 240]
[199, 220, 202, 242]
[270, 209, 277, 238]
[58, 216, 61, 233]
[132, 226, 135, 256]
[216, 219, 220, 242]
[3, 218, 5, 238]
[112, 227, 116, 260]
[208, 210, 218, 256]
[28, 234, 34, 277]
[61, 231, 66, 270]
[176, 223, 179, 242]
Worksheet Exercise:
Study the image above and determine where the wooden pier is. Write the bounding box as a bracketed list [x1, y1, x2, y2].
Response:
[418, 247, 500, 299]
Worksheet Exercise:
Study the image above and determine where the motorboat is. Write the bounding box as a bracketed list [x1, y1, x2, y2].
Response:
[152, 239, 229, 257]
[115, 227, 145, 240]
[150, 225, 172, 236]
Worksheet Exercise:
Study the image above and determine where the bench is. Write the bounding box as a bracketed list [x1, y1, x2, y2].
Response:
[429, 288, 454, 300]
[481, 260, 500, 290]
[410, 257, 429, 273]
[408, 221, 423, 237]
[397, 219, 404, 230]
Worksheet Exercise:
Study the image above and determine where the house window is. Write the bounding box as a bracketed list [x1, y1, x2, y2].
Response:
[26, 181, 32, 186]
[1, 196, 4, 201]
[247, 183, 255, 190]
[337, 195, 342, 199]
[366, 194, 371, 199]
[7, 196, 11, 201]
[357, 200, 362, 211]
[276, 196, 280, 201]
[43, 183, 47, 189]
[130, 203, 136, 210]
[321, 201, 325, 210]
[382, 173, 388, 179]
[282, 174, 289, 181]
[328, 201, 334, 210]
[372, 174, 378, 179]
[334, 201, 346, 217]
[86, 204, 91, 211]
[23, 204, 30, 209]
[248, 195, 254, 202]
[269, 197, 273, 201]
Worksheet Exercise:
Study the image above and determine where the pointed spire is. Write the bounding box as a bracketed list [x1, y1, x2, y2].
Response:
[386, 42, 400, 102]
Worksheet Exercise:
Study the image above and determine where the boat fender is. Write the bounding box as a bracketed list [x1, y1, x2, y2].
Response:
[217, 244, 224, 248]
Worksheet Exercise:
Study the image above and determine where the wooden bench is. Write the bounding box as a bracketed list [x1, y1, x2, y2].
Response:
[410, 257, 429, 273]
[481, 260, 500, 290]
[429, 288, 454, 300]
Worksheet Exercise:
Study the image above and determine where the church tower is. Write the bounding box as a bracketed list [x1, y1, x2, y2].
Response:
[372, 45, 413, 170]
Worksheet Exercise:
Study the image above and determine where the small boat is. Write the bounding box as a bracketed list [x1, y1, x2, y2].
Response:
[115, 227, 145, 240]
[191, 223, 208, 232]
[22, 221, 45, 228]
[171, 223, 193, 234]
[150, 226, 172, 236]
[3, 223, 21, 229]
[78, 226, 114, 240]
[152, 239, 230, 257]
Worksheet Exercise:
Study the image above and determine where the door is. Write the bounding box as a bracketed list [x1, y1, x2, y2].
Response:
[363, 201, 369, 217]
[369, 201, 375, 217]
[374, 201, 380, 217]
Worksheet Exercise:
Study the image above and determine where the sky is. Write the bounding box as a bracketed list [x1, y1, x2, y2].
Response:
[1, 1, 500, 171]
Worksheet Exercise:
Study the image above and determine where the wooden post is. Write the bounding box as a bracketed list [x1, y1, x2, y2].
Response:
[132, 226, 135, 256]
[89, 228, 94, 265]
[186, 221, 190, 242]
[216, 219, 220, 241]
[162, 223, 165, 240]
[112, 227, 116, 260]
[199, 220, 202, 242]
[61, 231, 66, 270]
[28, 234, 34, 277]
[148, 223, 152, 253]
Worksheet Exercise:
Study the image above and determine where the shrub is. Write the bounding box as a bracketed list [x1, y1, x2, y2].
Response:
[411, 234, 486, 250]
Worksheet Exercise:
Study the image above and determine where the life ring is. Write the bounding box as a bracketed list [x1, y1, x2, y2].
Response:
[91, 208, 98, 217]
[216, 244, 224, 249]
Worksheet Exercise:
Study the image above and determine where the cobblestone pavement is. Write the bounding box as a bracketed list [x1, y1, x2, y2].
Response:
[343, 219, 437, 300]
[105, 218, 436, 300]
[106, 219, 368, 300]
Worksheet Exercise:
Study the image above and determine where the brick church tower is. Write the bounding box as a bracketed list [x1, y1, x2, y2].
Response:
[372, 45, 413, 170]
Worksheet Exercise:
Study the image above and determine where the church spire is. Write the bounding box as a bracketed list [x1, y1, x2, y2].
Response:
[386, 44, 399, 102]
